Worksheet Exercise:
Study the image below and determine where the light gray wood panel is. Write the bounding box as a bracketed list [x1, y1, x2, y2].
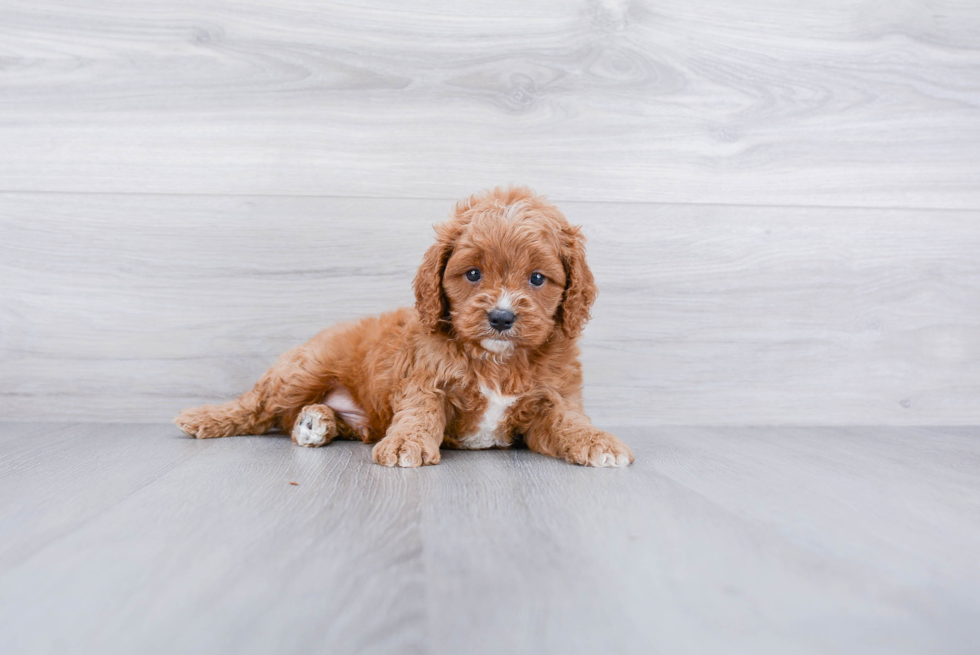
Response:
[1, 424, 978, 654]
[1, 1, 979, 207]
[419, 425, 980, 654]
[2, 193, 979, 425]
[0, 424, 426, 655]
[0, 423, 205, 571]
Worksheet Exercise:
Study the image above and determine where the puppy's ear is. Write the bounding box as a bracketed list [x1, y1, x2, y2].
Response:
[557, 224, 598, 340]
[414, 220, 460, 333]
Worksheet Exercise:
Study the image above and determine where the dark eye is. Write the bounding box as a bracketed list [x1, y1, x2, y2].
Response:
[465, 268, 481, 282]
[529, 272, 546, 287]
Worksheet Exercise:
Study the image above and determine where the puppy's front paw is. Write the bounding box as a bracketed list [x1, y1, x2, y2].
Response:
[372, 432, 441, 468]
[292, 405, 338, 448]
[567, 429, 634, 468]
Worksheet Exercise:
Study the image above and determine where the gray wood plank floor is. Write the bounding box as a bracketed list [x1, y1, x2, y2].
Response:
[2, 423, 978, 654]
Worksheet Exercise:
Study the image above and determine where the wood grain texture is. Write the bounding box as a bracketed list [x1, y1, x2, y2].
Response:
[1, 423, 978, 654]
[2, 193, 978, 425]
[1, 0, 979, 207]
[0, 424, 427, 655]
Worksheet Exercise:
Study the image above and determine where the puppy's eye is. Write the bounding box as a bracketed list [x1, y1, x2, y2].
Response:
[529, 272, 546, 287]
[465, 268, 482, 282]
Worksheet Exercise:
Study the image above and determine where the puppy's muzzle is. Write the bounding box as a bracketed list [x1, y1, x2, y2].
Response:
[487, 309, 516, 332]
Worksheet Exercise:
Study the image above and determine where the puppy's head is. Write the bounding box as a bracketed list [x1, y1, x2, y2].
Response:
[414, 187, 597, 352]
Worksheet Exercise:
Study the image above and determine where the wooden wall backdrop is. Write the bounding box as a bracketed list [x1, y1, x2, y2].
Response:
[1, 0, 979, 425]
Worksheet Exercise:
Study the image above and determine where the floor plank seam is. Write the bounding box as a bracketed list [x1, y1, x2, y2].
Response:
[1, 189, 977, 214]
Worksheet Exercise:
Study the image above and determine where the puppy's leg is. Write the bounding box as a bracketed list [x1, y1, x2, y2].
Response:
[521, 394, 633, 468]
[175, 339, 331, 440]
[291, 404, 339, 448]
[174, 387, 275, 440]
[372, 390, 446, 468]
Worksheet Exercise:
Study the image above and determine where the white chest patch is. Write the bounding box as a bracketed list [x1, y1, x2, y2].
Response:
[459, 386, 517, 449]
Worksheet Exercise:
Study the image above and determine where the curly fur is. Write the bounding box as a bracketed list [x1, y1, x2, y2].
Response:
[175, 186, 633, 468]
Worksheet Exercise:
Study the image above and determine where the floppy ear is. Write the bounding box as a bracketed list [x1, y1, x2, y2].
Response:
[556, 225, 598, 340]
[413, 221, 459, 333]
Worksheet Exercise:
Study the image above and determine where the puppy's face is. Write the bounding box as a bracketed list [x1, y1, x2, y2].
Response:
[414, 188, 597, 352]
[441, 214, 567, 351]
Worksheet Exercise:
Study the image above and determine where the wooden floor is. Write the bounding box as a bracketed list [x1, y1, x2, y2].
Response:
[2, 423, 978, 654]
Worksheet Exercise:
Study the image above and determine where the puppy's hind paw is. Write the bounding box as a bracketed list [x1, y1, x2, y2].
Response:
[292, 405, 338, 448]
[174, 406, 227, 439]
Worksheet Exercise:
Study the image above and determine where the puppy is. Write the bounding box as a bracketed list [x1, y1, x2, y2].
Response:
[175, 186, 633, 468]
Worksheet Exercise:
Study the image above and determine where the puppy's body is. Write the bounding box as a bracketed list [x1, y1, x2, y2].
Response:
[176, 187, 633, 468]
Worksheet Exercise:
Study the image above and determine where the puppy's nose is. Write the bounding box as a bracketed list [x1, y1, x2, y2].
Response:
[487, 309, 516, 332]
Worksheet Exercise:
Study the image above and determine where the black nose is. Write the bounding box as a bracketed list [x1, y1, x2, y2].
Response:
[487, 309, 516, 332]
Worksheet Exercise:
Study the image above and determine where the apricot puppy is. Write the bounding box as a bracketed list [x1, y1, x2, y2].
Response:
[175, 186, 633, 468]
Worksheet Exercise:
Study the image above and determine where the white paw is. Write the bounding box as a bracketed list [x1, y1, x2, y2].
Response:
[293, 410, 330, 447]
[590, 451, 632, 468]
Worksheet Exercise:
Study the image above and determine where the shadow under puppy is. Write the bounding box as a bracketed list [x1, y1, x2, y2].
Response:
[175, 186, 633, 468]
